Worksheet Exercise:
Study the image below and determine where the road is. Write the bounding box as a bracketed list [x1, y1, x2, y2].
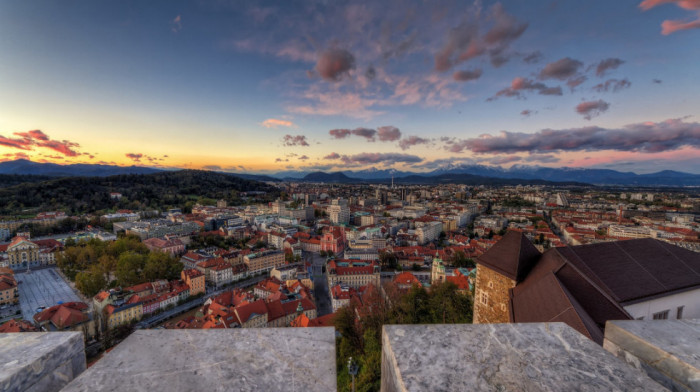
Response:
[136, 274, 268, 329]
[306, 252, 332, 316]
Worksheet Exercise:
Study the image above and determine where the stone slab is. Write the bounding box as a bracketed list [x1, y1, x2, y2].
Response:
[62, 328, 336, 392]
[604, 319, 700, 392]
[0, 332, 86, 392]
[382, 323, 668, 392]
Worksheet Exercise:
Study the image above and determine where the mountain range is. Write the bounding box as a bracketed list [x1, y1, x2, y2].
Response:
[1, 159, 698, 187]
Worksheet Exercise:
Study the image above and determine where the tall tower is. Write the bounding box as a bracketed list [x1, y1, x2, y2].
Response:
[431, 252, 446, 284]
[473, 231, 541, 324]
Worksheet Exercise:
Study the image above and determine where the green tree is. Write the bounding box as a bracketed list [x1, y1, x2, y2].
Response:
[115, 252, 146, 287]
[75, 265, 107, 297]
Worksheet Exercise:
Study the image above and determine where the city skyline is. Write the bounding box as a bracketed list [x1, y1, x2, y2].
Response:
[1, 0, 699, 174]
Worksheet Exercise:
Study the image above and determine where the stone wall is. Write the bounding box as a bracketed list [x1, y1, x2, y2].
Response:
[604, 319, 699, 392]
[61, 328, 336, 392]
[0, 332, 86, 392]
[381, 323, 668, 392]
[473, 264, 515, 324]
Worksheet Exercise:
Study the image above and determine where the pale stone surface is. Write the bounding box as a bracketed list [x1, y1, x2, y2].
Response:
[0, 332, 85, 392]
[604, 319, 700, 392]
[382, 323, 668, 392]
[62, 328, 336, 392]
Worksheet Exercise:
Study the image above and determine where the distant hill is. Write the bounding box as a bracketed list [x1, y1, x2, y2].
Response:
[273, 164, 700, 187]
[0, 170, 279, 216]
[302, 171, 353, 183]
[0, 159, 162, 177]
[295, 171, 588, 186]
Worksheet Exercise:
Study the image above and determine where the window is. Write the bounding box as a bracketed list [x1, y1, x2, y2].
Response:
[652, 310, 669, 320]
[676, 306, 684, 319]
[488, 281, 494, 289]
[480, 292, 488, 306]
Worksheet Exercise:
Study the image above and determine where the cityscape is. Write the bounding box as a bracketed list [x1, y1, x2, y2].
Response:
[1, 1, 699, 391]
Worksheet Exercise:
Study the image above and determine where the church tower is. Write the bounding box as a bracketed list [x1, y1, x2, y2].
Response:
[431, 252, 446, 284]
[473, 231, 540, 324]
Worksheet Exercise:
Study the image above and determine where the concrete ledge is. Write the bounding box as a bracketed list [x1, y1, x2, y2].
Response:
[0, 332, 86, 392]
[382, 323, 667, 392]
[604, 319, 700, 392]
[62, 328, 336, 392]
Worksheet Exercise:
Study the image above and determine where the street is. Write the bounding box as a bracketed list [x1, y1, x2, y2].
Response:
[306, 252, 332, 316]
[14, 267, 84, 321]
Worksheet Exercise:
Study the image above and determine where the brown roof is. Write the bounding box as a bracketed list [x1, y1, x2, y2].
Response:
[476, 230, 540, 282]
[556, 238, 700, 304]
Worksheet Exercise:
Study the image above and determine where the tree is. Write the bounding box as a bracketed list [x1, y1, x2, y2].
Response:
[115, 252, 145, 287]
[449, 250, 475, 268]
[378, 251, 398, 270]
[75, 266, 106, 297]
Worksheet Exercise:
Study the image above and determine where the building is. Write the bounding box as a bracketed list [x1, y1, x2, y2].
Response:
[244, 250, 285, 275]
[1, 236, 63, 270]
[33, 302, 95, 338]
[0, 319, 38, 333]
[473, 230, 700, 344]
[329, 284, 355, 312]
[415, 221, 443, 245]
[328, 199, 350, 225]
[0, 267, 18, 305]
[431, 254, 446, 284]
[327, 259, 380, 289]
[181, 269, 205, 296]
[393, 271, 422, 291]
[196, 258, 233, 287]
[104, 302, 143, 329]
[321, 227, 345, 254]
[143, 237, 185, 257]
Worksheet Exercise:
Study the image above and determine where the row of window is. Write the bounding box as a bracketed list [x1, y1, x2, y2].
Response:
[639, 306, 684, 320]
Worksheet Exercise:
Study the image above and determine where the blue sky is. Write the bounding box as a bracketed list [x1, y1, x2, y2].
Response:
[0, 0, 699, 173]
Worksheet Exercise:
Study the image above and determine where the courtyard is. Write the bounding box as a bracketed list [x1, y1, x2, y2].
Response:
[14, 267, 84, 321]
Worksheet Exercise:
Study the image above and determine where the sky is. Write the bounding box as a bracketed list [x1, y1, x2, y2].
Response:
[1, 0, 699, 174]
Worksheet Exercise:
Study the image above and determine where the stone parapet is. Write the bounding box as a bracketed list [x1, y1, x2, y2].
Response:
[61, 328, 336, 392]
[381, 323, 667, 392]
[0, 332, 85, 392]
[604, 319, 700, 392]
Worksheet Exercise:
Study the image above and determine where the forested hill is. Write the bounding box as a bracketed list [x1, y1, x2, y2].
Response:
[0, 170, 279, 216]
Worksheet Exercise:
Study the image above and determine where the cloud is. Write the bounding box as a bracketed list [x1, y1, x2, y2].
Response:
[661, 18, 700, 34]
[653, 79, 663, 84]
[523, 154, 560, 163]
[538, 57, 583, 80]
[486, 155, 521, 165]
[365, 66, 376, 80]
[275, 158, 288, 163]
[593, 58, 624, 77]
[452, 68, 483, 82]
[520, 109, 536, 117]
[171, 15, 182, 33]
[329, 129, 351, 139]
[351, 127, 377, 141]
[203, 165, 222, 171]
[299, 155, 309, 160]
[282, 134, 310, 146]
[639, 0, 700, 34]
[315, 48, 355, 81]
[261, 118, 295, 128]
[490, 77, 562, 99]
[324, 152, 341, 160]
[566, 75, 588, 91]
[523, 51, 543, 64]
[447, 118, 700, 155]
[592, 78, 631, 93]
[398, 136, 430, 150]
[377, 126, 402, 142]
[1, 129, 81, 156]
[576, 100, 610, 120]
[434, 3, 527, 72]
[340, 152, 423, 166]
[125, 153, 143, 162]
